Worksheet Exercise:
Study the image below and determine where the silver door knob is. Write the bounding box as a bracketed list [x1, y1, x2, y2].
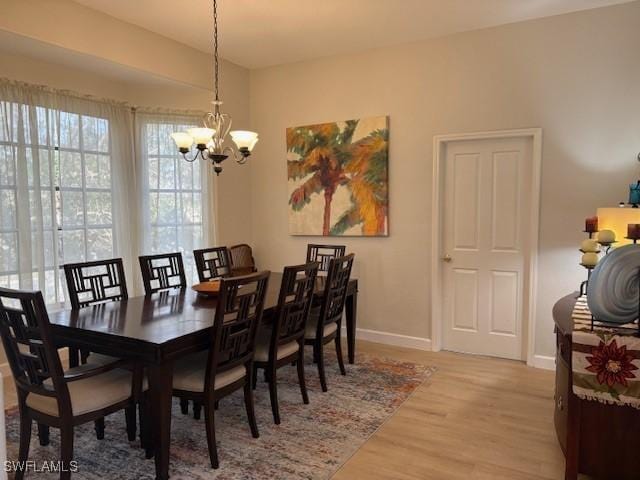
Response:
[442, 254, 452, 263]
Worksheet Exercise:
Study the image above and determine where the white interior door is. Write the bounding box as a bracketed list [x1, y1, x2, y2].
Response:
[441, 136, 532, 360]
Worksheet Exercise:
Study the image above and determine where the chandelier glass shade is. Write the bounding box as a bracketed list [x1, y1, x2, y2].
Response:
[171, 0, 258, 175]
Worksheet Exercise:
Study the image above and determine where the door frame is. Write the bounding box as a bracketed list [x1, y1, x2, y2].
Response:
[430, 128, 542, 365]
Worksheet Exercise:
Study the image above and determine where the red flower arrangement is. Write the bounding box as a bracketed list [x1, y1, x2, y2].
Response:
[586, 339, 638, 387]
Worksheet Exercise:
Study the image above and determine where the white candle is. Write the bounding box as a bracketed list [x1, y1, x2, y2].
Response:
[580, 239, 599, 253]
[581, 252, 599, 267]
[597, 229, 616, 244]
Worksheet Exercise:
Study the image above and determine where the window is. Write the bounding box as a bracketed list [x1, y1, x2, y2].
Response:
[0, 101, 114, 304]
[142, 121, 204, 282]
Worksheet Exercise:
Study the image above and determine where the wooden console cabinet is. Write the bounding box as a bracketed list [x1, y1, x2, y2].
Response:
[553, 294, 640, 480]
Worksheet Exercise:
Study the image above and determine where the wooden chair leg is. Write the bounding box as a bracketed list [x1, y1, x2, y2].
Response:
[125, 404, 137, 442]
[335, 331, 346, 376]
[60, 425, 74, 480]
[244, 374, 260, 438]
[180, 398, 189, 415]
[268, 367, 281, 425]
[252, 364, 258, 390]
[204, 402, 219, 469]
[16, 409, 31, 480]
[296, 346, 309, 404]
[193, 401, 202, 420]
[317, 341, 328, 392]
[143, 396, 154, 459]
[37, 422, 50, 446]
[68, 347, 79, 368]
[94, 418, 105, 440]
[138, 401, 147, 449]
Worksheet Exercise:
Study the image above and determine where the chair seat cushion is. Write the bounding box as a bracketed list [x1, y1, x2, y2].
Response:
[26, 367, 133, 417]
[86, 353, 120, 366]
[254, 329, 299, 362]
[173, 352, 246, 393]
[305, 314, 338, 340]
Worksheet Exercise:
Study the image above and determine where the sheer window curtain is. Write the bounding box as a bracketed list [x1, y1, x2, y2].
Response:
[133, 111, 213, 286]
[0, 79, 134, 304]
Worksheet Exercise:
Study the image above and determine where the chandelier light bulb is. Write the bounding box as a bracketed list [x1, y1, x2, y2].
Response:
[187, 127, 216, 145]
[170, 132, 194, 150]
[230, 130, 259, 151]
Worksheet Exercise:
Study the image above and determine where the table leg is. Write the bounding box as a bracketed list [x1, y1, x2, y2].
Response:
[68, 347, 79, 368]
[148, 360, 174, 480]
[345, 289, 358, 364]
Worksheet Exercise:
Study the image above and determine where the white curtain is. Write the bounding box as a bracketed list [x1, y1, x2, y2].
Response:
[133, 110, 211, 285]
[0, 78, 210, 301]
[0, 79, 134, 304]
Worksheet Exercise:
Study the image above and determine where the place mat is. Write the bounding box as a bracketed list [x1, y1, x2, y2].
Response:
[5, 351, 435, 479]
[572, 295, 640, 409]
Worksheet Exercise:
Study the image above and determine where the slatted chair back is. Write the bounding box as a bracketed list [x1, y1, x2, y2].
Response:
[194, 247, 232, 282]
[63, 258, 128, 310]
[316, 254, 355, 333]
[229, 244, 257, 276]
[0, 288, 69, 408]
[205, 272, 270, 388]
[139, 252, 187, 294]
[271, 262, 318, 351]
[306, 244, 346, 272]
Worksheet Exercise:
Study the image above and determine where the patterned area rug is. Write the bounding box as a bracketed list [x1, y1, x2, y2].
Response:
[5, 352, 434, 479]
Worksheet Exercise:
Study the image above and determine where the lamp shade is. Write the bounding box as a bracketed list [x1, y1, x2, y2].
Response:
[230, 130, 259, 151]
[187, 127, 215, 145]
[170, 132, 194, 149]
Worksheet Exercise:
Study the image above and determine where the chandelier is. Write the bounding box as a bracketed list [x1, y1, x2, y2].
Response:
[171, 0, 258, 175]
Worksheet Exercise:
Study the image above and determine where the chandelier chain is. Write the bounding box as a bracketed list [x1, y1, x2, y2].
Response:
[213, 0, 219, 101]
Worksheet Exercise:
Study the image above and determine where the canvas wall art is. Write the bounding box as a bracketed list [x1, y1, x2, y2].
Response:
[287, 116, 389, 236]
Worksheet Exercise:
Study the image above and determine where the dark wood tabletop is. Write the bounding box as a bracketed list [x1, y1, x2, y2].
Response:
[48, 273, 356, 351]
[47, 271, 359, 480]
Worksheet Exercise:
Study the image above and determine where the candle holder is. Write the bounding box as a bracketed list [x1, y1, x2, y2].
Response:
[582, 230, 599, 239]
[579, 264, 594, 297]
[598, 242, 617, 255]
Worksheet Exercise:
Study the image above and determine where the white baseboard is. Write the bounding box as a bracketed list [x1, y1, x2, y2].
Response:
[343, 327, 433, 351]
[341, 327, 555, 371]
[528, 354, 555, 371]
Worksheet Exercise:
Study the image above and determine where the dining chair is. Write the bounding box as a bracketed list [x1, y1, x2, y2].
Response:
[139, 252, 187, 294]
[63, 258, 132, 443]
[63, 258, 128, 366]
[305, 253, 354, 392]
[138, 252, 193, 417]
[306, 244, 346, 272]
[0, 288, 143, 480]
[169, 271, 270, 469]
[229, 244, 257, 276]
[193, 246, 232, 282]
[254, 262, 318, 424]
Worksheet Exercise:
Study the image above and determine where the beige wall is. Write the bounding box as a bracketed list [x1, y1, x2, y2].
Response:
[249, 2, 640, 359]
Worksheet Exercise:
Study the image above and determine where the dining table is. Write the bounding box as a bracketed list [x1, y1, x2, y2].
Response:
[48, 272, 358, 480]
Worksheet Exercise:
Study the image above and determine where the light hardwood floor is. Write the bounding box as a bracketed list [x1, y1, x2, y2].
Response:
[2, 340, 569, 479]
[333, 340, 567, 480]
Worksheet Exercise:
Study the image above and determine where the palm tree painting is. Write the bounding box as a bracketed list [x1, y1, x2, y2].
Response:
[287, 116, 389, 236]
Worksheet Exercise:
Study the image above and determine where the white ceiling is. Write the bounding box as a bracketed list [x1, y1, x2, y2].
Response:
[73, 0, 632, 69]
